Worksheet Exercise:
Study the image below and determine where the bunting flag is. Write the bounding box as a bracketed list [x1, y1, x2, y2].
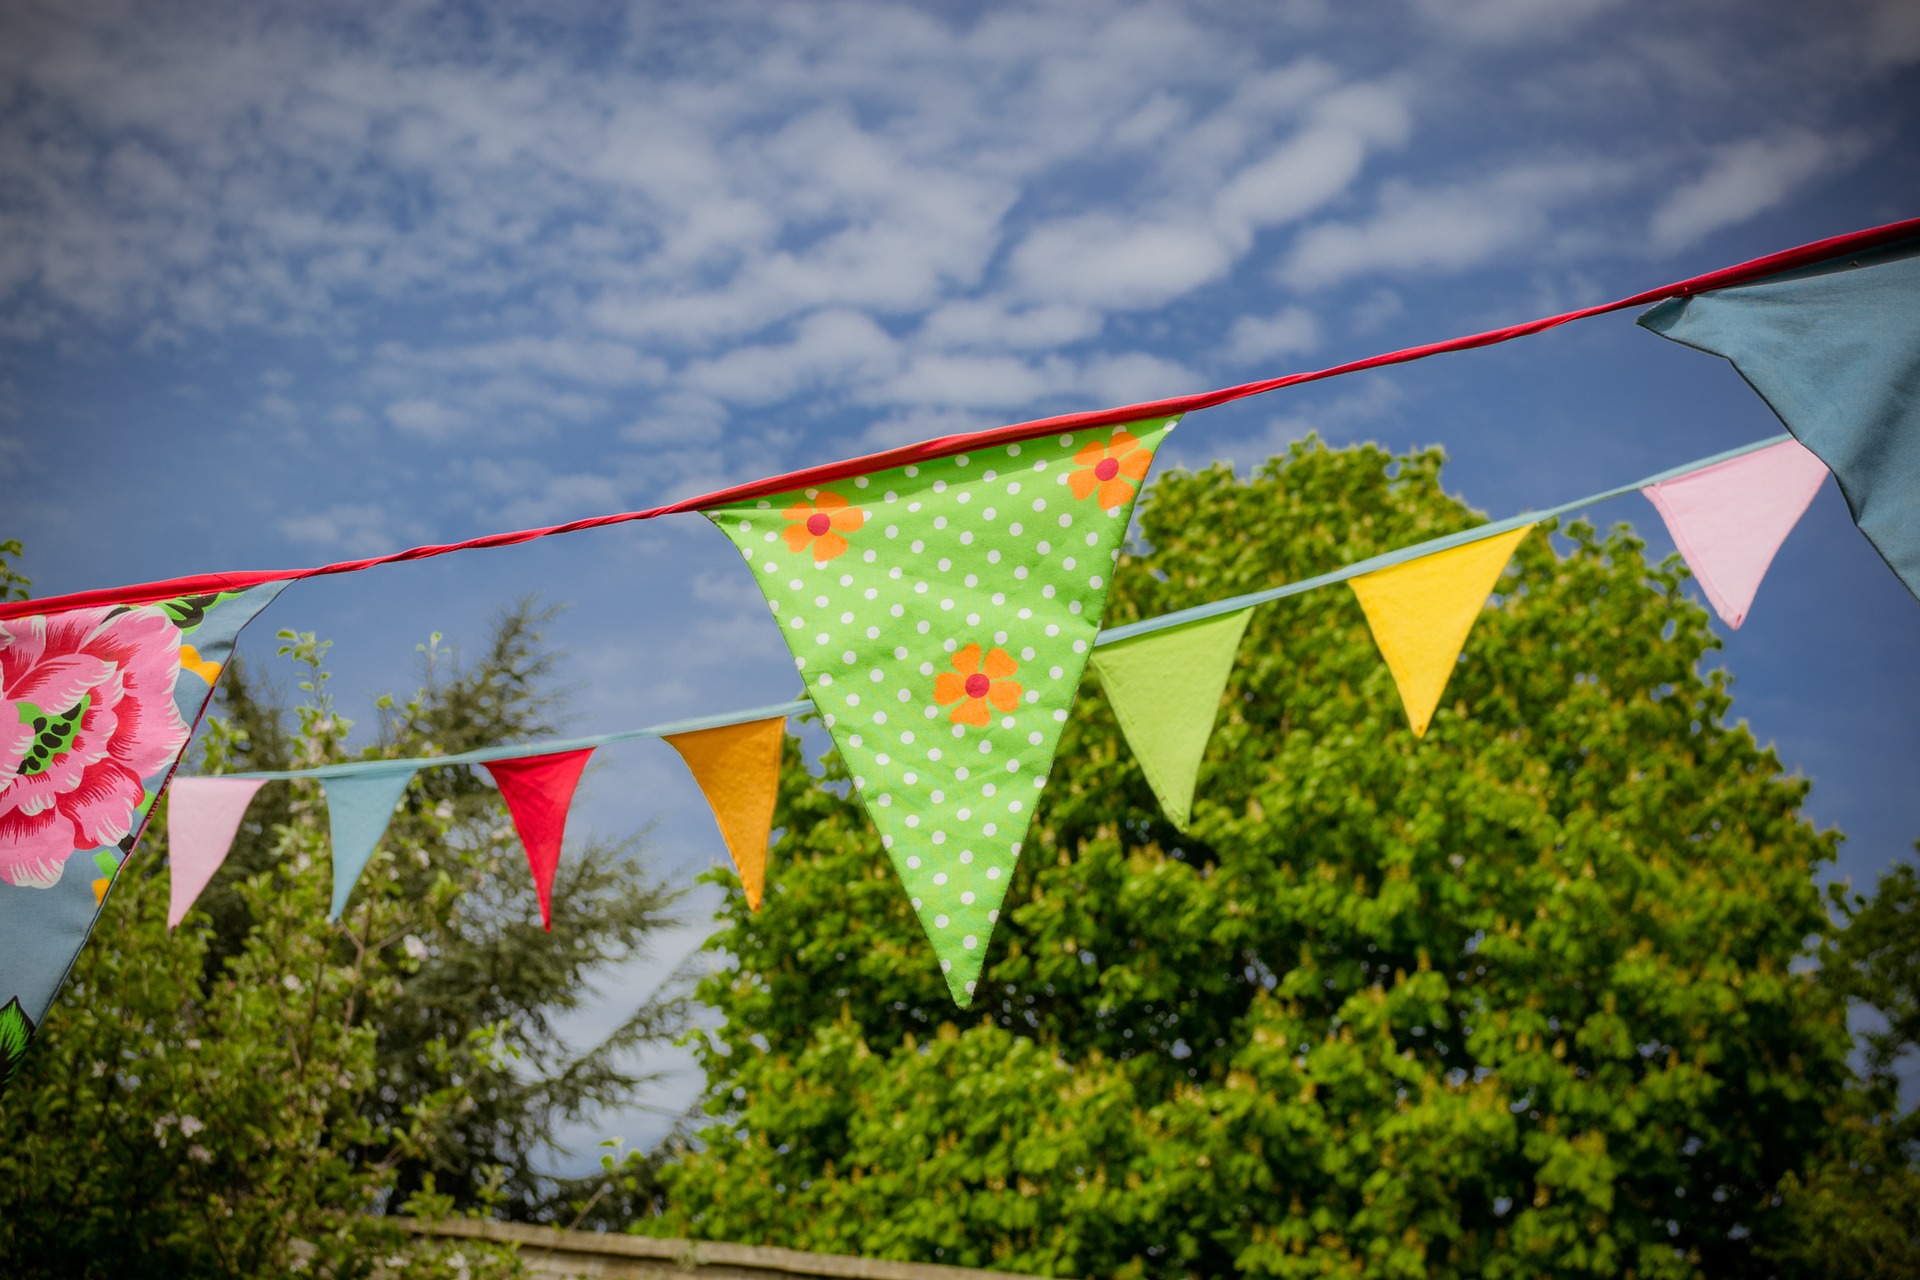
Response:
[323, 766, 419, 921]
[1348, 526, 1533, 737]
[166, 777, 268, 927]
[1088, 609, 1252, 832]
[485, 749, 593, 931]
[1638, 236, 1920, 602]
[665, 717, 787, 912]
[1641, 439, 1829, 628]
[5, 216, 1910, 1072]
[705, 416, 1178, 1004]
[0, 583, 286, 1063]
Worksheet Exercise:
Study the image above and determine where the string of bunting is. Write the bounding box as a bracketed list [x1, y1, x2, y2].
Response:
[167, 429, 1829, 1004]
[1, 219, 1915, 1069]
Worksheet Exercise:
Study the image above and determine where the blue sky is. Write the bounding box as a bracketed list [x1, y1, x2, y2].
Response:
[4, 0, 1918, 1161]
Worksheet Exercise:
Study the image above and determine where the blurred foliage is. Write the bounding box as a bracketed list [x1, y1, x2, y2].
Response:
[0, 601, 685, 1275]
[202, 606, 688, 1223]
[1765, 851, 1920, 1278]
[650, 439, 1871, 1278]
[0, 538, 30, 602]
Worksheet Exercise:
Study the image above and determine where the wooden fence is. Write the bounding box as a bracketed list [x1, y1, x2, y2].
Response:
[396, 1218, 1057, 1280]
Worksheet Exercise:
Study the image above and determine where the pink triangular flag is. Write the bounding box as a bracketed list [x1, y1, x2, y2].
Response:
[166, 777, 268, 928]
[1642, 439, 1829, 628]
[483, 749, 593, 932]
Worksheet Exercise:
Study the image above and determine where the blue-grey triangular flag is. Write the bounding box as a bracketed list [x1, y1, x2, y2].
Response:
[323, 767, 417, 920]
[1638, 236, 1920, 603]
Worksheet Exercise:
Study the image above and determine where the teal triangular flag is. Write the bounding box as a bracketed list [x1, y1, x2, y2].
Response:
[323, 767, 417, 920]
[1639, 236, 1920, 603]
[1089, 609, 1252, 832]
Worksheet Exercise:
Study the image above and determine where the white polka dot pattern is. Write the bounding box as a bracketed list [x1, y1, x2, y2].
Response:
[705, 417, 1177, 1004]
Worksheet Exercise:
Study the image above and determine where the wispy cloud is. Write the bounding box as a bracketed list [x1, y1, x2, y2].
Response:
[0, 0, 1907, 540]
[1223, 306, 1322, 366]
[1279, 158, 1636, 289]
[277, 502, 416, 556]
[385, 397, 469, 441]
[1649, 130, 1859, 251]
[1407, 0, 1626, 45]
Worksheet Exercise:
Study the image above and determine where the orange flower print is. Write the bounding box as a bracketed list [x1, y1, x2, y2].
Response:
[1068, 429, 1154, 510]
[933, 644, 1022, 728]
[781, 490, 866, 563]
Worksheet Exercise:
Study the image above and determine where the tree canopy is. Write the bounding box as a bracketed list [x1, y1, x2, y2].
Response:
[204, 612, 688, 1222]
[1767, 851, 1920, 1279]
[653, 439, 1857, 1279]
[0, 602, 684, 1275]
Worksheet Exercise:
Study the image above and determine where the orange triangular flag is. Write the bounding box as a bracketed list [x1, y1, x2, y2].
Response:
[1348, 525, 1532, 737]
[665, 717, 786, 911]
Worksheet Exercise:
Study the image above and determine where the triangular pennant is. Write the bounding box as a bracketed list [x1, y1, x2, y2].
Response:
[1088, 609, 1252, 832]
[664, 717, 787, 912]
[322, 766, 417, 921]
[1348, 525, 1533, 737]
[484, 749, 593, 931]
[1639, 237, 1920, 602]
[0, 582, 287, 1067]
[165, 776, 268, 927]
[1641, 439, 1829, 628]
[705, 416, 1179, 1005]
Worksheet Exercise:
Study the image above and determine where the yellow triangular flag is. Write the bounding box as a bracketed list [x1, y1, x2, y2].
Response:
[664, 717, 787, 911]
[1347, 525, 1532, 737]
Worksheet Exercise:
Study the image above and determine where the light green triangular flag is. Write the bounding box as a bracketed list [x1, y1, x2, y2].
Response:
[1088, 608, 1252, 832]
[705, 416, 1178, 1005]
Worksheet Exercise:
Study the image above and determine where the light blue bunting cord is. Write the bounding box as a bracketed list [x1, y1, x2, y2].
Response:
[213, 433, 1789, 781]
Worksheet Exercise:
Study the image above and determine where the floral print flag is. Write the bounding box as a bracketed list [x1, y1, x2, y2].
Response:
[0, 584, 286, 1079]
[706, 417, 1177, 1005]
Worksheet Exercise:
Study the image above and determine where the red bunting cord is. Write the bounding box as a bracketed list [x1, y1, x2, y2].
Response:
[196, 429, 1793, 777]
[9, 214, 1916, 623]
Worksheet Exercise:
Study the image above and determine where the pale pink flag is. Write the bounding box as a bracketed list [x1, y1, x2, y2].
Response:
[166, 777, 268, 927]
[1642, 438, 1829, 629]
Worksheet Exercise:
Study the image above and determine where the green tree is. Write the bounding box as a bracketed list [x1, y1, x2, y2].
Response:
[0, 537, 30, 602]
[198, 607, 689, 1223]
[2, 596, 689, 1274]
[1766, 853, 1920, 1278]
[0, 635, 522, 1279]
[651, 440, 1852, 1279]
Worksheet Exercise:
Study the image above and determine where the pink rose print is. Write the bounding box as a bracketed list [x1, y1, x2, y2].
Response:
[0, 606, 189, 888]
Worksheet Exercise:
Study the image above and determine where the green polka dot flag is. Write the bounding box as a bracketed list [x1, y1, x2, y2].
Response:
[706, 416, 1178, 1005]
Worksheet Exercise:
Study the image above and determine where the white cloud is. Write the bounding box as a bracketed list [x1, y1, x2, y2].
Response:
[1280, 158, 1634, 288]
[1346, 287, 1406, 334]
[917, 301, 1104, 352]
[1213, 82, 1412, 243]
[1649, 130, 1853, 251]
[1860, 0, 1920, 68]
[1009, 218, 1237, 311]
[385, 397, 469, 440]
[378, 336, 667, 387]
[0, 0, 1907, 499]
[277, 502, 406, 555]
[1223, 306, 1321, 365]
[856, 407, 1002, 451]
[868, 352, 1071, 410]
[621, 392, 731, 447]
[1080, 352, 1197, 407]
[1408, 0, 1625, 44]
[680, 310, 900, 407]
[495, 472, 628, 529]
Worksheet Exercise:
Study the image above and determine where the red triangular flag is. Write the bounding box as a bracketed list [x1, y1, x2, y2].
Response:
[483, 749, 593, 931]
